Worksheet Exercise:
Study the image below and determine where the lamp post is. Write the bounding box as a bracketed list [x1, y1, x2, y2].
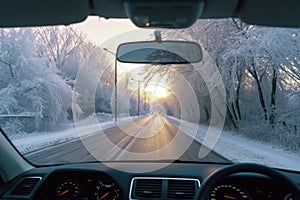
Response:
[103, 48, 118, 122]
[131, 78, 144, 116]
[137, 80, 141, 116]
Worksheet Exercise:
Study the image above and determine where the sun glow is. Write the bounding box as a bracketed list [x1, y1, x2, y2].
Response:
[145, 85, 169, 99]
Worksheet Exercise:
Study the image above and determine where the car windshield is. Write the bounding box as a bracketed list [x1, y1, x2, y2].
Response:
[0, 17, 299, 171]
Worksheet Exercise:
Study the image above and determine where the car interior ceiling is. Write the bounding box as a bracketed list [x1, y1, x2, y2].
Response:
[0, 0, 300, 28]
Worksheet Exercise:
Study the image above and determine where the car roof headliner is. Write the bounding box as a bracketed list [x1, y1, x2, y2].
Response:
[0, 0, 299, 28]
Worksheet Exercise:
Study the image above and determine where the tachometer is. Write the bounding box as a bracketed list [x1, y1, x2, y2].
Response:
[55, 179, 82, 199]
[210, 184, 251, 200]
[94, 180, 120, 200]
[284, 193, 294, 200]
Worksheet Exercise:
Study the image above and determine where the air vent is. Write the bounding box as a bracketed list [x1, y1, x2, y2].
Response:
[167, 180, 196, 199]
[130, 177, 200, 200]
[11, 177, 42, 196]
[133, 178, 162, 199]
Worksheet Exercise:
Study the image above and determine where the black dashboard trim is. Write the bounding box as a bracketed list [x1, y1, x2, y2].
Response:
[0, 162, 299, 200]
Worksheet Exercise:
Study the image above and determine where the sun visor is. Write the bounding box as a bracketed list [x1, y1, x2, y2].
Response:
[237, 0, 300, 27]
[0, 0, 90, 27]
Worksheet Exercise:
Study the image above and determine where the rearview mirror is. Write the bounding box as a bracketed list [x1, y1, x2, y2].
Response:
[117, 41, 202, 64]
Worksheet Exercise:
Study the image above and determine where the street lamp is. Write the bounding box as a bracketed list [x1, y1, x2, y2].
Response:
[103, 48, 118, 122]
[137, 80, 141, 116]
[131, 78, 147, 116]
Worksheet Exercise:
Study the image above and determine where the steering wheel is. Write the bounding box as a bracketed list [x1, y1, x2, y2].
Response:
[195, 163, 300, 200]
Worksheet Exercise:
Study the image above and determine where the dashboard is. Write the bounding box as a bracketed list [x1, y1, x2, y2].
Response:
[36, 171, 120, 200]
[0, 162, 299, 200]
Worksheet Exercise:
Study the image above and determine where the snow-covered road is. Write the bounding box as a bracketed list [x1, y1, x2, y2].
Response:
[12, 116, 139, 154]
[11, 114, 300, 172]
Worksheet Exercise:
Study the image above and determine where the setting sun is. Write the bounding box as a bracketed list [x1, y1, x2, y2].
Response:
[154, 87, 168, 98]
[145, 85, 168, 100]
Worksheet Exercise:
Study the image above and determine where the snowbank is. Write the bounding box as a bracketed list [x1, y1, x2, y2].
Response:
[12, 114, 139, 154]
[168, 116, 300, 172]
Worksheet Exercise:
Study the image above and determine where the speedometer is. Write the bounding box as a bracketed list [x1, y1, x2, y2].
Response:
[55, 179, 82, 199]
[93, 180, 120, 200]
[210, 184, 251, 200]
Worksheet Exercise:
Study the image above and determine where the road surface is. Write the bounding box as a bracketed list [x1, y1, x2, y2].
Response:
[25, 114, 229, 165]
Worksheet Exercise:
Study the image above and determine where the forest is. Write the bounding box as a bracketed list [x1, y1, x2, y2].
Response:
[150, 19, 300, 151]
[0, 26, 121, 132]
[0, 19, 299, 151]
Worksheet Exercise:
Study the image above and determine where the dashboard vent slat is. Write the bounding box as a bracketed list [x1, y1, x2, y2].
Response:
[167, 180, 196, 199]
[11, 177, 42, 196]
[130, 178, 200, 200]
[134, 179, 162, 198]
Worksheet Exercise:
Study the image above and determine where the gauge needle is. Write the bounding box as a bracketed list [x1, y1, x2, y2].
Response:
[98, 192, 110, 200]
[224, 195, 237, 200]
[58, 190, 70, 196]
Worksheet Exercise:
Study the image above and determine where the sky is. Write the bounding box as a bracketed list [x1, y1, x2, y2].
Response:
[78, 16, 153, 47]
[78, 17, 169, 100]
[78, 17, 136, 45]
[78, 17, 154, 73]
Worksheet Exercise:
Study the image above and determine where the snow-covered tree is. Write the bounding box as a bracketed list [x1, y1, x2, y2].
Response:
[33, 26, 83, 72]
[0, 28, 72, 131]
[218, 26, 300, 127]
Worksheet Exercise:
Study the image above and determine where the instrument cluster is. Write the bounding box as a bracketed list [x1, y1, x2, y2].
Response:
[37, 171, 120, 200]
[209, 175, 294, 200]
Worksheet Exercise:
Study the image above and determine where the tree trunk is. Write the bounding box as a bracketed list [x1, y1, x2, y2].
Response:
[248, 65, 268, 121]
[235, 71, 242, 120]
[270, 68, 277, 126]
[227, 104, 238, 128]
[0, 60, 14, 77]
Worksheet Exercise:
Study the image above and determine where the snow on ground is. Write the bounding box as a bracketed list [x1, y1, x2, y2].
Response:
[168, 116, 300, 172]
[10, 114, 300, 172]
[12, 114, 139, 154]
